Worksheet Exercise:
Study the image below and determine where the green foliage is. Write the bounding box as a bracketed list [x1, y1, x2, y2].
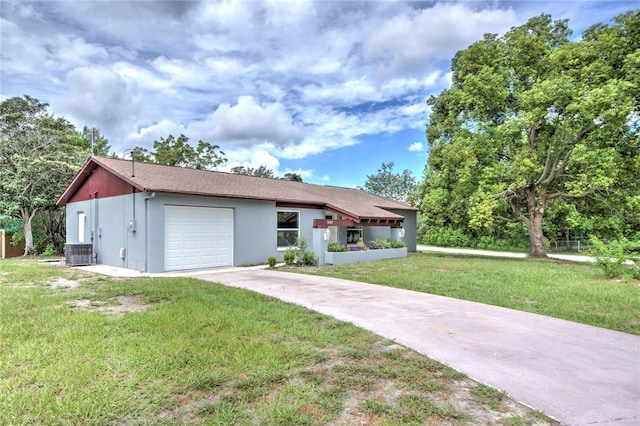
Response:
[327, 241, 347, 252]
[421, 224, 530, 251]
[301, 250, 317, 266]
[294, 237, 317, 266]
[133, 134, 227, 170]
[283, 238, 318, 266]
[231, 166, 304, 182]
[283, 172, 303, 182]
[589, 236, 640, 279]
[0, 95, 88, 254]
[231, 165, 275, 178]
[422, 227, 472, 248]
[267, 256, 277, 268]
[42, 243, 56, 256]
[80, 126, 111, 156]
[283, 249, 296, 266]
[422, 11, 640, 257]
[369, 238, 405, 249]
[363, 162, 419, 205]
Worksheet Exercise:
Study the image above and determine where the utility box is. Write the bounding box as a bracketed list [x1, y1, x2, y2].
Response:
[64, 243, 93, 266]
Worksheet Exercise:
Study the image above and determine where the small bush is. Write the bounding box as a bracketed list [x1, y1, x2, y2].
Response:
[42, 243, 56, 256]
[369, 238, 405, 249]
[267, 256, 277, 268]
[327, 241, 347, 252]
[301, 250, 318, 266]
[589, 236, 639, 279]
[283, 249, 296, 266]
[284, 238, 317, 266]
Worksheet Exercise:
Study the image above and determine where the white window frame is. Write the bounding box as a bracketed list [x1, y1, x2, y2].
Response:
[277, 210, 300, 250]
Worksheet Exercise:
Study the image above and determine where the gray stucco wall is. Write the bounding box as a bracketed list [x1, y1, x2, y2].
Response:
[389, 209, 417, 252]
[67, 192, 328, 273]
[65, 193, 147, 270]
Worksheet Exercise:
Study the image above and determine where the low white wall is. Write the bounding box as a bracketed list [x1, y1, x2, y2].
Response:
[324, 247, 407, 265]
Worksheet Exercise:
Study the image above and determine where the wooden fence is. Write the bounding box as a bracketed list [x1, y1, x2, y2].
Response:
[1, 229, 25, 259]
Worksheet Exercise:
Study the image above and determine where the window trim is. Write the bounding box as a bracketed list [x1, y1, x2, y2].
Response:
[277, 210, 300, 250]
[78, 212, 86, 243]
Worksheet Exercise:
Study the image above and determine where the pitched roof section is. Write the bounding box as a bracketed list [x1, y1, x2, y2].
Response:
[57, 157, 416, 222]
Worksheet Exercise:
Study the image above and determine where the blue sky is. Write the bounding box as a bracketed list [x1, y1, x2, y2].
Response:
[1, 1, 636, 188]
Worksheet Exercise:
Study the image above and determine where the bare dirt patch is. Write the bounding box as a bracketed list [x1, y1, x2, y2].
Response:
[50, 278, 81, 289]
[71, 295, 149, 316]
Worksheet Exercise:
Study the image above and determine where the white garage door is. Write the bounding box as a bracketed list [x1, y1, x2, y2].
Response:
[164, 206, 233, 271]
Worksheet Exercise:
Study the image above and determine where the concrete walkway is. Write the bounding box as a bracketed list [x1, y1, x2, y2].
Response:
[417, 245, 598, 263]
[188, 269, 640, 426]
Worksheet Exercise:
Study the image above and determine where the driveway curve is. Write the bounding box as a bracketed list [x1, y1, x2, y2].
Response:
[191, 268, 640, 426]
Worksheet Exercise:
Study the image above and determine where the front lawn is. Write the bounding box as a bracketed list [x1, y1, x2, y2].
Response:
[0, 258, 555, 425]
[295, 252, 640, 335]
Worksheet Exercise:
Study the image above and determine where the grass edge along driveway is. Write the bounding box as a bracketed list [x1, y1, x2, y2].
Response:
[0, 258, 557, 425]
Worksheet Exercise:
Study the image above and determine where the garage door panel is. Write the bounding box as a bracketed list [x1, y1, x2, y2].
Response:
[164, 206, 233, 271]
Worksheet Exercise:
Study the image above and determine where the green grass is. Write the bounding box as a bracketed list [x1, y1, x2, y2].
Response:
[0, 258, 557, 425]
[294, 252, 640, 335]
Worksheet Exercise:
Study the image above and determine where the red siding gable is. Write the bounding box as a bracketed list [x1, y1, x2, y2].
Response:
[68, 166, 134, 203]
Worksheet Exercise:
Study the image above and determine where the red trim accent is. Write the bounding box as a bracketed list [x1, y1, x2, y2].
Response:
[313, 218, 404, 228]
[314, 219, 358, 228]
[68, 166, 135, 203]
[276, 202, 324, 210]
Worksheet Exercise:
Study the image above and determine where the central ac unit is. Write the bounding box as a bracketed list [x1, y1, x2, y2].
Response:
[64, 243, 93, 266]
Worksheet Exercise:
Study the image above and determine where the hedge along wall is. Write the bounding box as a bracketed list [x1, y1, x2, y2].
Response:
[1, 229, 25, 259]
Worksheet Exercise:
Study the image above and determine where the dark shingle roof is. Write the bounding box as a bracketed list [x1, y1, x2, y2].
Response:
[57, 157, 416, 221]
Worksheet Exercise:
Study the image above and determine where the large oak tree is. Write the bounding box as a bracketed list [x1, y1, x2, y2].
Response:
[424, 11, 640, 257]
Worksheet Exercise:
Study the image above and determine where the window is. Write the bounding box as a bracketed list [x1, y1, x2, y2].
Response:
[347, 227, 363, 244]
[277, 211, 299, 248]
[78, 212, 86, 243]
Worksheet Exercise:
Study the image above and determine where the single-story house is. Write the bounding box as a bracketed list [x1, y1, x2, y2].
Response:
[56, 156, 417, 273]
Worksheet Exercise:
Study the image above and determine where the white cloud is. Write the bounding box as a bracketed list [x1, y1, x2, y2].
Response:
[62, 66, 142, 140]
[363, 3, 518, 76]
[189, 96, 304, 147]
[408, 142, 424, 152]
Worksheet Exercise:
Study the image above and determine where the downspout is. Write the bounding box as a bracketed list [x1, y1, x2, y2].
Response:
[143, 192, 156, 272]
[93, 191, 99, 264]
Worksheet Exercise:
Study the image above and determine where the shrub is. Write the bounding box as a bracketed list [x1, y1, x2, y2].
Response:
[284, 238, 318, 266]
[589, 236, 640, 279]
[369, 238, 405, 249]
[42, 243, 56, 256]
[327, 241, 347, 252]
[389, 239, 406, 248]
[267, 256, 277, 268]
[422, 227, 471, 248]
[283, 249, 296, 266]
[301, 250, 318, 266]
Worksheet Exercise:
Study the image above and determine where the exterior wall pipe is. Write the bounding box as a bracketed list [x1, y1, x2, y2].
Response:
[143, 192, 156, 272]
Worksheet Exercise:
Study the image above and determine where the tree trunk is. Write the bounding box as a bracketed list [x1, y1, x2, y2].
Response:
[525, 187, 548, 258]
[528, 214, 547, 257]
[527, 201, 548, 258]
[21, 208, 37, 256]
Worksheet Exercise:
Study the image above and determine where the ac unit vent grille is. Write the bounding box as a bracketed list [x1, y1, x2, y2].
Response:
[64, 243, 93, 266]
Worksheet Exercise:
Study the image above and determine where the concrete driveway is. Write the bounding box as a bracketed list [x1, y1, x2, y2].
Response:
[189, 268, 640, 426]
